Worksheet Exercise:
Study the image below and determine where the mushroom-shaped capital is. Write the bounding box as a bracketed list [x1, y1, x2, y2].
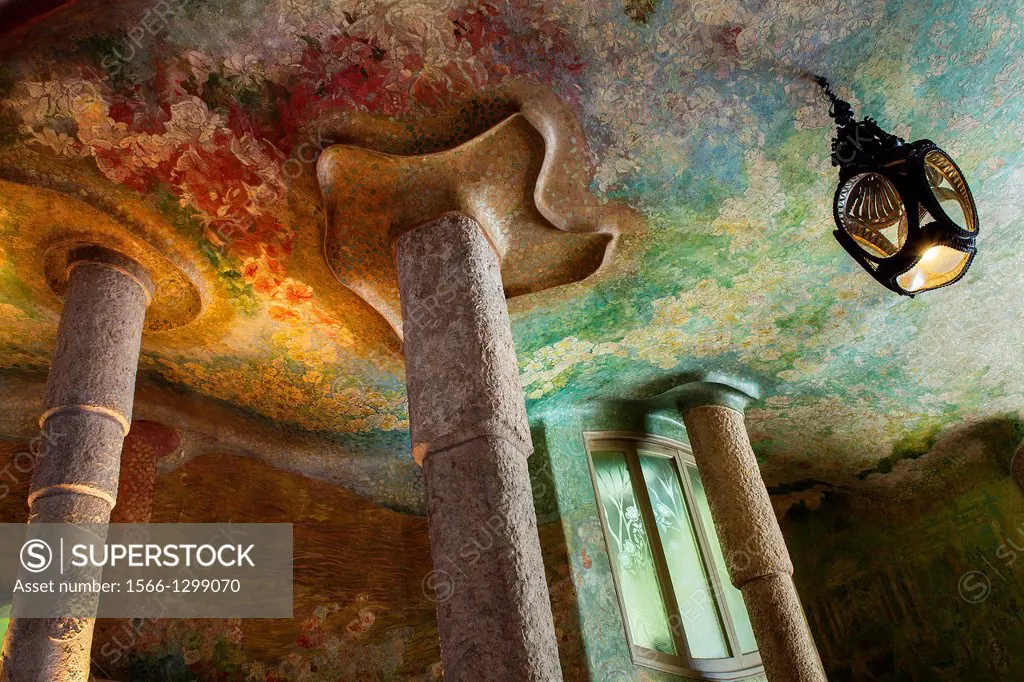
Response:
[316, 114, 615, 336]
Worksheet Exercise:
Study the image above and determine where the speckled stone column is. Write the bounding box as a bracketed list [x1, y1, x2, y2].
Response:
[396, 213, 562, 682]
[679, 392, 826, 682]
[1, 246, 152, 682]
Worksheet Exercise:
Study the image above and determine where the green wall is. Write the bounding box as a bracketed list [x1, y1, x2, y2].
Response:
[0, 605, 8, 650]
[784, 474, 1024, 681]
[530, 402, 766, 682]
[532, 403, 1024, 682]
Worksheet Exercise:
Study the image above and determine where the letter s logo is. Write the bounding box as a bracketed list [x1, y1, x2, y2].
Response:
[20, 539, 52, 573]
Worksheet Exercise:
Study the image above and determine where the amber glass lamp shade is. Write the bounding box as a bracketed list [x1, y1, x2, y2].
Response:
[832, 141, 978, 297]
[818, 77, 978, 296]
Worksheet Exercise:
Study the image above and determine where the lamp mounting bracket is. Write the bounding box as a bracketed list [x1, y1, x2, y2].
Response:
[815, 77, 905, 170]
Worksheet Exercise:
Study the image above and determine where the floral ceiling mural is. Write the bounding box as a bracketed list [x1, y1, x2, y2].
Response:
[1, 0, 1023, 510]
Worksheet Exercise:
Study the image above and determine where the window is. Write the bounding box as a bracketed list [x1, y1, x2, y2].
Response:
[584, 432, 762, 680]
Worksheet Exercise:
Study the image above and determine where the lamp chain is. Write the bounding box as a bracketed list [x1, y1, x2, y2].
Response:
[815, 77, 855, 127]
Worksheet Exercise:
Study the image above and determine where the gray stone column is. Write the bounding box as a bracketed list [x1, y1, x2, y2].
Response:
[396, 213, 562, 682]
[678, 388, 826, 682]
[1, 246, 152, 682]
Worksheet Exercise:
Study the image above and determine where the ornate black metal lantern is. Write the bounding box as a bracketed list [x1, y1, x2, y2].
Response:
[818, 78, 978, 296]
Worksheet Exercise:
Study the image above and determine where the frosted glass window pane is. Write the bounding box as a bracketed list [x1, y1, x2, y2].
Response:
[592, 451, 676, 655]
[639, 453, 730, 659]
[686, 464, 759, 654]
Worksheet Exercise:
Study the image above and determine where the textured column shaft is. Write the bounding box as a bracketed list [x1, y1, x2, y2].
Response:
[1, 248, 151, 682]
[681, 405, 826, 682]
[397, 213, 561, 682]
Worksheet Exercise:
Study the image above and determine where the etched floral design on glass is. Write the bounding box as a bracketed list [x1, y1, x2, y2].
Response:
[592, 450, 676, 654]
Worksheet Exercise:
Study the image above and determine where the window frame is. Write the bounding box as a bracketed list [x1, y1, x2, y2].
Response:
[583, 431, 764, 680]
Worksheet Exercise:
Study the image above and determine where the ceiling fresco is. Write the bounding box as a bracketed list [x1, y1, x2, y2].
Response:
[0, 0, 1022, 512]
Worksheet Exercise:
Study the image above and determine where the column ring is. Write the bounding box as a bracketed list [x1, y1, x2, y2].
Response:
[38, 404, 131, 437]
[27, 482, 118, 508]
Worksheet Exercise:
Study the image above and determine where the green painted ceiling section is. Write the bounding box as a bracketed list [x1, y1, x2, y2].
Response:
[0, 0, 1021, 511]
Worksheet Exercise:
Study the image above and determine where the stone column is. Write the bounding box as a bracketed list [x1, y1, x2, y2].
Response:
[396, 213, 561, 682]
[678, 387, 826, 682]
[1, 246, 152, 682]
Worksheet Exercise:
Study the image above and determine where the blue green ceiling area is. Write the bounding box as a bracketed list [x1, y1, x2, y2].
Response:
[0, 0, 1021, 512]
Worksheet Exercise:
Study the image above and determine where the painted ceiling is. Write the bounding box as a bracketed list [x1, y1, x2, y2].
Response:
[0, 0, 1022, 513]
